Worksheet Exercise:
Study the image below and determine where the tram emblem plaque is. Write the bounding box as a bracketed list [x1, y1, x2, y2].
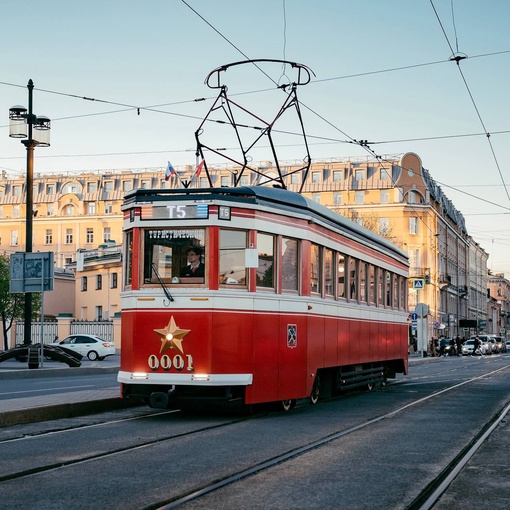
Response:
[287, 324, 297, 348]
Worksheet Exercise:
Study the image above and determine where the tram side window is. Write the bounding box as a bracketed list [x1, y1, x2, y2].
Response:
[377, 268, 384, 307]
[400, 277, 407, 310]
[337, 253, 346, 299]
[256, 233, 274, 288]
[219, 229, 247, 285]
[359, 262, 367, 302]
[125, 230, 133, 287]
[393, 274, 399, 309]
[325, 249, 334, 296]
[369, 265, 376, 305]
[143, 228, 206, 284]
[282, 237, 299, 292]
[310, 244, 321, 294]
[349, 257, 358, 301]
[386, 271, 393, 307]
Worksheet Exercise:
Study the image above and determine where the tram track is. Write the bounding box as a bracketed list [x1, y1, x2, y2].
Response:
[1, 362, 509, 509]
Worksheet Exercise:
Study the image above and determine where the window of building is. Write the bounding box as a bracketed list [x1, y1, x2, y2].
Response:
[395, 187, 404, 202]
[355, 191, 364, 204]
[105, 202, 113, 214]
[282, 237, 299, 292]
[95, 306, 103, 321]
[380, 168, 391, 180]
[46, 184, 55, 194]
[333, 192, 342, 205]
[103, 227, 111, 242]
[103, 181, 113, 192]
[87, 182, 97, 193]
[65, 204, 74, 216]
[122, 181, 132, 192]
[380, 189, 390, 203]
[13, 205, 20, 218]
[47, 204, 55, 216]
[63, 182, 79, 194]
[111, 272, 118, 289]
[65, 229, 73, 244]
[219, 229, 246, 286]
[81, 277, 87, 292]
[311, 244, 321, 294]
[87, 202, 96, 214]
[355, 217, 364, 227]
[13, 185, 21, 196]
[160, 180, 168, 189]
[379, 217, 390, 235]
[140, 180, 150, 189]
[312, 172, 321, 183]
[333, 170, 343, 182]
[0, 206, 3, 218]
[96, 274, 102, 290]
[256, 233, 274, 289]
[409, 217, 418, 234]
[199, 177, 208, 187]
[86, 228, 94, 244]
[355, 169, 365, 181]
[291, 173, 300, 184]
[220, 176, 229, 187]
[45, 229, 53, 245]
[11, 230, 18, 246]
[312, 193, 321, 204]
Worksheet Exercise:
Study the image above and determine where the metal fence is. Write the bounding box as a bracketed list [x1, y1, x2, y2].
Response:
[15, 321, 58, 345]
[70, 320, 114, 342]
[15, 320, 114, 345]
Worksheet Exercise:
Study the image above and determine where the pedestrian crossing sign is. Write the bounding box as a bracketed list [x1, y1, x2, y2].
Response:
[412, 279, 425, 289]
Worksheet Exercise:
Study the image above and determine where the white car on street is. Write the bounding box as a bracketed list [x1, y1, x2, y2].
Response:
[54, 334, 116, 361]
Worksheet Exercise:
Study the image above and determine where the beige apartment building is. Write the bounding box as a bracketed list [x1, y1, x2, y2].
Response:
[0, 152, 495, 346]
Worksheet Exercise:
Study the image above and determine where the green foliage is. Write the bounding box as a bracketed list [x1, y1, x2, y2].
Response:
[0, 253, 42, 350]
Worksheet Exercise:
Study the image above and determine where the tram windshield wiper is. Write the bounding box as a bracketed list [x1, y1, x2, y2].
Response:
[151, 263, 174, 303]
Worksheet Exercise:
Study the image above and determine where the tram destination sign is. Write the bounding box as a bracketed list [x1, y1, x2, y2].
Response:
[141, 204, 209, 220]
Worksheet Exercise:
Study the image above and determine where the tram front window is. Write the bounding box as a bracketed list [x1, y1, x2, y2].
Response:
[143, 228, 205, 284]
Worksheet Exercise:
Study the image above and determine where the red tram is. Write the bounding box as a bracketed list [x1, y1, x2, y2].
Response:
[118, 186, 409, 410]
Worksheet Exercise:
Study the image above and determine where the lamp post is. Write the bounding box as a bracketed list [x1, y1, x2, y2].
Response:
[9, 79, 51, 346]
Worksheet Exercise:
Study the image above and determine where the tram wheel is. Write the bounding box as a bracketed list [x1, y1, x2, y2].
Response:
[281, 399, 295, 412]
[310, 375, 320, 404]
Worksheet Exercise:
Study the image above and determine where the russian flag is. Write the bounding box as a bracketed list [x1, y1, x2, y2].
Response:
[165, 161, 176, 181]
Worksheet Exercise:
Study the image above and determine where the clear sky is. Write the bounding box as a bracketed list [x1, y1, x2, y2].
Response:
[1, 0, 509, 273]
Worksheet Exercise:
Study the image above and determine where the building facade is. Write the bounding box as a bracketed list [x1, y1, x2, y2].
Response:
[0, 153, 492, 345]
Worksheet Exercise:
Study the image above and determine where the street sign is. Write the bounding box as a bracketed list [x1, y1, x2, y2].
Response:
[412, 279, 425, 289]
[10, 252, 54, 293]
[411, 313, 418, 321]
[415, 303, 429, 317]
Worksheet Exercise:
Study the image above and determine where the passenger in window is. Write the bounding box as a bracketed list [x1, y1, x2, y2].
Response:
[180, 246, 205, 278]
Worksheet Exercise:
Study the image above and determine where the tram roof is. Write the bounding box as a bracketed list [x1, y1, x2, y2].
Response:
[123, 186, 408, 262]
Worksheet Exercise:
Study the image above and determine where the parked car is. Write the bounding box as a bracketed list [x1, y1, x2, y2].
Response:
[462, 338, 488, 356]
[438, 338, 456, 356]
[54, 334, 116, 361]
[487, 337, 500, 354]
[494, 336, 507, 353]
[469, 335, 493, 355]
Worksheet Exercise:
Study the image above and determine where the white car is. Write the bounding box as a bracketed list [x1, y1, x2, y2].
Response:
[462, 339, 488, 356]
[54, 334, 116, 361]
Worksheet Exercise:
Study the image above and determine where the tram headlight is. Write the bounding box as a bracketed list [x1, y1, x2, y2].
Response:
[166, 333, 174, 340]
[131, 372, 149, 380]
[192, 374, 210, 381]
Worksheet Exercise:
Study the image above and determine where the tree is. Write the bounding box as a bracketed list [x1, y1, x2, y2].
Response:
[0, 254, 42, 350]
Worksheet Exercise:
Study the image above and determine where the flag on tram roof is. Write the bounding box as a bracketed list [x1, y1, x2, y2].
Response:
[194, 159, 205, 178]
[165, 161, 176, 181]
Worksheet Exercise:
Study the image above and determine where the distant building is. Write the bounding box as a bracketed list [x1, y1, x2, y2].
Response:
[0, 153, 493, 345]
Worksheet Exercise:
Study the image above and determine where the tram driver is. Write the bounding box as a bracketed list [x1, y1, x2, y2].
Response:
[180, 246, 205, 278]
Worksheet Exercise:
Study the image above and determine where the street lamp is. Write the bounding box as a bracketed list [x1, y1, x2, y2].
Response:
[9, 79, 51, 346]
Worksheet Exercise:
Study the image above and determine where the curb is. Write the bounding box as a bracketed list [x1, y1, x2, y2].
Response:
[0, 397, 143, 427]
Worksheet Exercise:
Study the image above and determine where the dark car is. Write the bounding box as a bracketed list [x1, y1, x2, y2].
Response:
[438, 338, 455, 356]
